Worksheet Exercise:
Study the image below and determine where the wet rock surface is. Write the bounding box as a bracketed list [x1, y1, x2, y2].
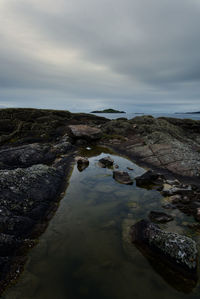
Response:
[131, 219, 198, 274]
[113, 171, 133, 185]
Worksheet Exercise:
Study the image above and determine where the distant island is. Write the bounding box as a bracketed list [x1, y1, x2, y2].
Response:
[186, 111, 200, 114]
[91, 108, 126, 114]
[175, 111, 200, 114]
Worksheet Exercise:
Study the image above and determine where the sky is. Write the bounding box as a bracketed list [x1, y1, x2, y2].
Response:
[0, 0, 200, 113]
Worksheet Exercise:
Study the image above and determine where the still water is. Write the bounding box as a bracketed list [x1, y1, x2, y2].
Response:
[3, 148, 200, 299]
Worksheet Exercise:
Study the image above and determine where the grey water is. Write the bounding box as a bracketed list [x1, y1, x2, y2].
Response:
[3, 148, 200, 299]
[91, 112, 200, 120]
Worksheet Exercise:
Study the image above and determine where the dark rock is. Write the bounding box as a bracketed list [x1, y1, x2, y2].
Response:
[181, 196, 191, 204]
[0, 216, 34, 237]
[52, 141, 73, 155]
[0, 234, 22, 256]
[68, 125, 102, 141]
[75, 156, 89, 172]
[135, 170, 164, 187]
[149, 211, 174, 223]
[75, 139, 87, 146]
[168, 194, 182, 204]
[127, 167, 133, 171]
[27, 202, 49, 220]
[0, 144, 55, 169]
[195, 208, 200, 221]
[99, 156, 114, 168]
[131, 220, 198, 274]
[113, 171, 133, 185]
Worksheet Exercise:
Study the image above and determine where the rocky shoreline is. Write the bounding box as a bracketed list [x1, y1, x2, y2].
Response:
[0, 108, 200, 294]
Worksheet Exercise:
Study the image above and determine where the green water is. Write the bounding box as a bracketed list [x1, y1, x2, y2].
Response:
[3, 148, 200, 299]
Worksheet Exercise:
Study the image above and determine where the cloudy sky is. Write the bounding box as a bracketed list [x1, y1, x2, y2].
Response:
[0, 0, 200, 112]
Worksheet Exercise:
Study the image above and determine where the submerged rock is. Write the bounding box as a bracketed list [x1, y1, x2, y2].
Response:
[131, 219, 198, 274]
[75, 156, 89, 172]
[113, 171, 133, 185]
[68, 125, 102, 141]
[98, 156, 114, 168]
[148, 211, 174, 223]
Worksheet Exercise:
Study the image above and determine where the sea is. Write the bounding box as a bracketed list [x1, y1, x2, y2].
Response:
[90, 112, 200, 120]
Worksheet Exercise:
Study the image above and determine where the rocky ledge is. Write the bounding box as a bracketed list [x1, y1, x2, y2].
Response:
[0, 108, 200, 294]
[131, 219, 198, 274]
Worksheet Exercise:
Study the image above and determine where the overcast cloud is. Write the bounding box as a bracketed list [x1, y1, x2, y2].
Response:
[0, 0, 200, 112]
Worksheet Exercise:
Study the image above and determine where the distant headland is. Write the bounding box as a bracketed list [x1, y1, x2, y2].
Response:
[175, 111, 200, 114]
[91, 108, 126, 114]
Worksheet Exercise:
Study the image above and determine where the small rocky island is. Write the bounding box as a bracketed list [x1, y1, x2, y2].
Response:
[91, 108, 126, 113]
[0, 108, 200, 295]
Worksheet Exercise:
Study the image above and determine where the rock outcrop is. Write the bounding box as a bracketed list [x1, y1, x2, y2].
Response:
[131, 219, 198, 274]
[102, 115, 200, 177]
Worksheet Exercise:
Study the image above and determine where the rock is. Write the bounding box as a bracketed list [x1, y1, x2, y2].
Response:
[162, 183, 173, 191]
[168, 194, 182, 204]
[75, 156, 89, 172]
[195, 208, 200, 221]
[127, 167, 133, 171]
[102, 119, 132, 136]
[0, 144, 55, 169]
[131, 220, 198, 274]
[122, 218, 198, 293]
[162, 203, 176, 209]
[113, 171, 133, 185]
[181, 196, 191, 204]
[98, 156, 114, 168]
[164, 179, 180, 186]
[52, 141, 73, 155]
[0, 216, 34, 237]
[0, 233, 22, 256]
[115, 165, 119, 169]
[135, 170, 164, 188]
[148, 211, 174, 223]
[75, 139, 87, 146]
[162, 185, 193, 196]
[187, 223, 200, 230]
[68, 125, 102, 141]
